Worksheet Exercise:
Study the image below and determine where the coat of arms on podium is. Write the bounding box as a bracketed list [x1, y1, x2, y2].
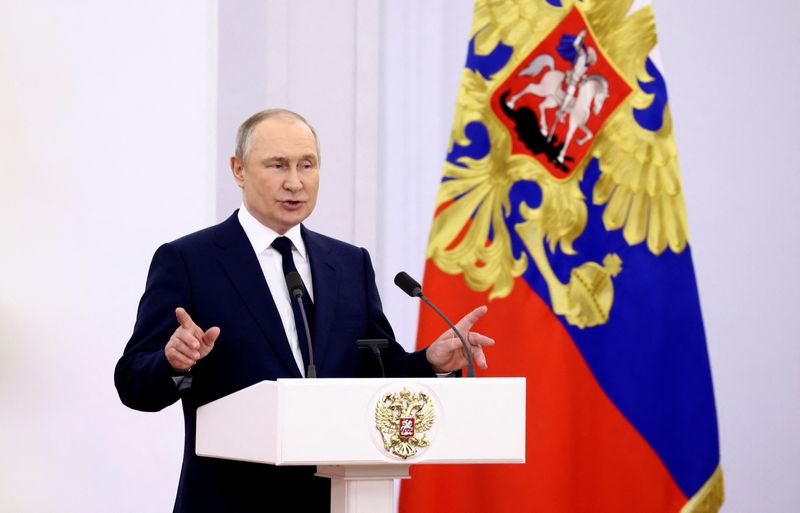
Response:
[375, 388, 435, 459]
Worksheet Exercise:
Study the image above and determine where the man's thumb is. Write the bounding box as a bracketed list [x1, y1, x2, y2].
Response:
[203, 326, 221, 347]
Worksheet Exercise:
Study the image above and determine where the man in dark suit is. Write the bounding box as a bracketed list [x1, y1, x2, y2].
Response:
[114, 108, 493, 513]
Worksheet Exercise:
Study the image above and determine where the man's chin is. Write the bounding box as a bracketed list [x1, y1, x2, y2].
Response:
[277, 212, 309, 230]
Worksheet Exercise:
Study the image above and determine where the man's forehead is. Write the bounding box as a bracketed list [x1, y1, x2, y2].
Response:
[251, 118, 317, 150]
[254, 115, 313, 135]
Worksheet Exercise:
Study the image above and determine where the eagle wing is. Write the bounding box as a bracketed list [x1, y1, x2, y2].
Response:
[592, 108, 688, 255]
[375, 396, 397, 434]
[414, 394, 436, 433]
[582, 3, 689, 256]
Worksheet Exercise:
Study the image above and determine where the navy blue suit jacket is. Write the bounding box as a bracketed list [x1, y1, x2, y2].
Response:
[115, 212, 435, 512]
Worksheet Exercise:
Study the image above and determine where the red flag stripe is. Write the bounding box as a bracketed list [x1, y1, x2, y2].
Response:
[399, 261, 687, 513]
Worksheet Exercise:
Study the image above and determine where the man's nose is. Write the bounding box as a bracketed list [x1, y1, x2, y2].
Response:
[283, 167, 303, 191]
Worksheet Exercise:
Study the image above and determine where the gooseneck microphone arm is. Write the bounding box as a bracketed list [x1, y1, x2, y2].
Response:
[356, 339, 389, 378]
[394, 271, 476, 378]
[285, 271, 316, 379]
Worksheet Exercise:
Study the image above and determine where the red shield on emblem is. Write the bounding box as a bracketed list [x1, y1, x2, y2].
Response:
[399, 418, 415, 439]
[492, 7, 632, 178]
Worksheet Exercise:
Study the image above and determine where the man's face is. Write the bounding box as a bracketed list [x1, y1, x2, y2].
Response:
[231, 116, 320, 234]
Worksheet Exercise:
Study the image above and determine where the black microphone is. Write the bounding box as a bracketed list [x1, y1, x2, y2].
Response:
[394, 271, 422, 297]
[394, 271, 476, 377]
[285, 271, 316, 379]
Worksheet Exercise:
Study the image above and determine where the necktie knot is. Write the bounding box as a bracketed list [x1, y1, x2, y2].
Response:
[271, 236, 294, 259]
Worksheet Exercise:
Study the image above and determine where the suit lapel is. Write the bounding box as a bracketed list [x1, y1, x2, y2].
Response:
[215, 213, 302, 378]
[302, 226, 338, 371]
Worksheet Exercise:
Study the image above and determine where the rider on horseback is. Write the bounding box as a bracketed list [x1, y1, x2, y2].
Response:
[557, 30, 597, 123]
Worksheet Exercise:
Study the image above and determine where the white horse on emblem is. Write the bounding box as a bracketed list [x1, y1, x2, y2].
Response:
[507, 54, 609, 163]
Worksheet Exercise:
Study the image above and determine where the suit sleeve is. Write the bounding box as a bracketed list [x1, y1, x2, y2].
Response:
[361, 248, 436, 378]
[114, 243, 191, 412]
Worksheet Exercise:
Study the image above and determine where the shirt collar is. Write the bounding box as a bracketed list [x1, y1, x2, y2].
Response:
[237, 203, 308, 261]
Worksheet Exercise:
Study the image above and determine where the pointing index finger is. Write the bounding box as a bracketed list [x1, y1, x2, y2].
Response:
[175, 307, 200, 335]
[455, 305, 488, 331]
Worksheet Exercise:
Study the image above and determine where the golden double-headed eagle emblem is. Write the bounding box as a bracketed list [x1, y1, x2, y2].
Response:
[375, 388, 435, 459]
[429, 0, 688, 328]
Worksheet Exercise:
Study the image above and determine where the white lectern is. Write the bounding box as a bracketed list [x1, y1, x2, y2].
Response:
[196, 378, 525, 513]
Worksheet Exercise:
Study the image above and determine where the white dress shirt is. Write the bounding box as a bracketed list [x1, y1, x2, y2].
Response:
[237, 204, 314, 377]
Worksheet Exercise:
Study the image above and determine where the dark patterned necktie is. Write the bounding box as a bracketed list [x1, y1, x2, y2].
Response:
[271, 236, 314, 371]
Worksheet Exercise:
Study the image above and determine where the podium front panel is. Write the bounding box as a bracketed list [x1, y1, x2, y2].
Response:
[197, 377, 525, 466]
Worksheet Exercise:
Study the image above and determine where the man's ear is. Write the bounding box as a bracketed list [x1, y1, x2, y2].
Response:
[230, 156, 245, 188]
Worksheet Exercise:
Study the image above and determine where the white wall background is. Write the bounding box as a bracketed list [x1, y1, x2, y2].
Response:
[0, 1, 797, 512]
[0, 1, 217, 511]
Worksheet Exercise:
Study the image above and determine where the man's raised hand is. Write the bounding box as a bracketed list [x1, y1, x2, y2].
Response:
[164, 307, 220, 372]
[425, 305, 495, 374]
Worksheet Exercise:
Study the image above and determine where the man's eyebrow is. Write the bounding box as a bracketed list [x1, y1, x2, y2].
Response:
[262, 156, 288, 164]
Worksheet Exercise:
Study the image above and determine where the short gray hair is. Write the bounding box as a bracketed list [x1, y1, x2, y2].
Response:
[235, 108, 320, 163]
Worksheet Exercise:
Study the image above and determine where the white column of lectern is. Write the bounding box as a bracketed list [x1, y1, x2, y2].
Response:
[316, 464, 409, 513]
[196, 378, 525, 513]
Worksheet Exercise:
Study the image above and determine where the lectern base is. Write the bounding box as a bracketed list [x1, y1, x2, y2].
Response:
[316, 465, 410, 513]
